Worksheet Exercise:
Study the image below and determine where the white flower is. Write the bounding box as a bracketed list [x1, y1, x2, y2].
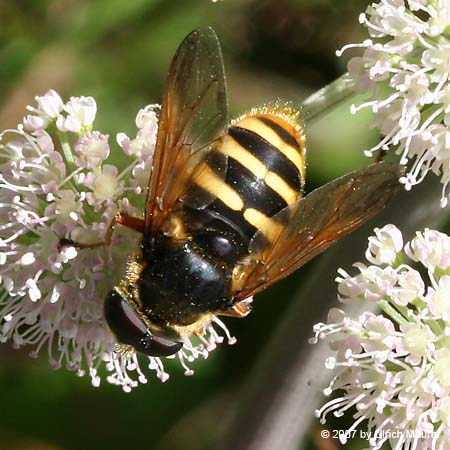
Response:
[75, 131, 110, 169]
[117, 104, 158, 159]
[405, 228, 450, 271]
[0, 92, 236, 391]
[35, 90, 64, 119]
[313, 224, 450, 450]
[425, 275, 450, 320]
[340, 0, 450, 207]
[57, 96, 97, 133]
[336, 263, 398, 304]
[366, 224, 403, 265]
[84, 165, 124, 205]
[23, 90, 64, 131]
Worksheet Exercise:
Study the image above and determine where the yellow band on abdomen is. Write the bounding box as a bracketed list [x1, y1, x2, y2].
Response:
[193, 163, 244, 211]
[243, 208, 283, 242]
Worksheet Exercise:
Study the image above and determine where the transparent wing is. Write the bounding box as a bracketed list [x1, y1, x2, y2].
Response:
[233, 162, 403, 301]
[144, 27, 228, 236]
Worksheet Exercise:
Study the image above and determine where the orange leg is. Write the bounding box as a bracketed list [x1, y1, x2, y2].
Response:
[58, 213, 144, 251]
[219, 301, 252, 318]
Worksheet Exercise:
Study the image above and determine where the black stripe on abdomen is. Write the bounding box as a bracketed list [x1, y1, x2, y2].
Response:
[208, 156, 287, 241]
[258, 116, 301, 150]
[228, 126, 302, 192]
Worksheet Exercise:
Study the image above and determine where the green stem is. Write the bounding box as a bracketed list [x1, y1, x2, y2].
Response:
[55, 131, 102, 225]
[377, 300, 409, 325]
[426, 319, 446, 339]
[299, 73, 356, 124]
[57, 131, 77, 177]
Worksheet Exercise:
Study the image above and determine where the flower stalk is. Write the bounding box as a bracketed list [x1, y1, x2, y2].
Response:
[300, 73, 356, 124]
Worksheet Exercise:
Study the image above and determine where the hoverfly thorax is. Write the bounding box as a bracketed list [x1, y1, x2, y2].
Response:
[137, 234, 233, 325]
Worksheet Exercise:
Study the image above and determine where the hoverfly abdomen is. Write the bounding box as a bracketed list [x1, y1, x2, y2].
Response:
[230, 112, 306, 187]
[191, 109, 306, 249]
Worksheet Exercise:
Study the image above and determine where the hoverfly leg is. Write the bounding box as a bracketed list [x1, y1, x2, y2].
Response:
[111, 213, 145, 235]
[219, 301, 252, 318]
[376, 148, 388, 163]
[57, 213, 145, 251]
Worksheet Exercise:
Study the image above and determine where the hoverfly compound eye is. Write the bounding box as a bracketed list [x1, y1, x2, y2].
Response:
[140, 333, 183, 357]
[104, 290, 182, 357]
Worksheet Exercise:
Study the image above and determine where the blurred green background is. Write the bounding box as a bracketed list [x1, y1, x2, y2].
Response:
[0, 1, 379, 449]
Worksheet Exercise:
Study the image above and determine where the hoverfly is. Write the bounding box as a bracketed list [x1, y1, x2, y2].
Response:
[61, 28, 401, 357]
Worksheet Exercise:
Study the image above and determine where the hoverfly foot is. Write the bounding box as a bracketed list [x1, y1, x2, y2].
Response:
[57, 238, 77, 252]
[376, 148, 388, 163]
[57, 237, 101, 251]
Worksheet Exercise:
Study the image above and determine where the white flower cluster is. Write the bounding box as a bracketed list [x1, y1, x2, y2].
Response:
[313, 224, 450, 450]
[0, 90, 235, 391]
[340, 0, 450, 207]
